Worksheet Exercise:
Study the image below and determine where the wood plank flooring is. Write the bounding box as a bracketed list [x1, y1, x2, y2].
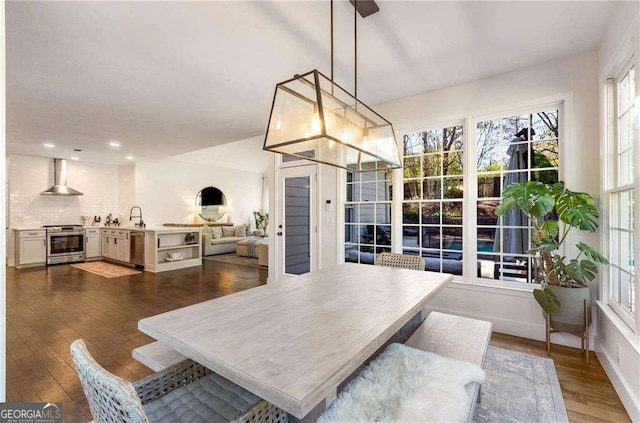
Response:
[6, 261, 631, 422]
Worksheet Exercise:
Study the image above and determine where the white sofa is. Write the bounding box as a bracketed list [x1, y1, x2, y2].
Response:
[202, 224, 252, 256]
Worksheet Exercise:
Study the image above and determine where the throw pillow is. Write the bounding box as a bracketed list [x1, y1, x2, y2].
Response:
[201, 224, 213, 236]
[221, 226, 235, 237]
[211, 227, 222, 239]
[235, 228, 247, 237]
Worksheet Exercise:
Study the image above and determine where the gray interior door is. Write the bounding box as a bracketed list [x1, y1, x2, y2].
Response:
[284, 176, 311, 275]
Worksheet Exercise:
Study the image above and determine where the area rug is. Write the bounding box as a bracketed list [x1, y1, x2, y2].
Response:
[71, 261, 142, 278]
[203, 253, 265, 268]
[473, 346, 569, 423]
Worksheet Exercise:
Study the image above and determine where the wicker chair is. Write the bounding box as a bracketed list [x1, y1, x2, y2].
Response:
[374, 252, 425, 271]
[70, 339, 288, 423]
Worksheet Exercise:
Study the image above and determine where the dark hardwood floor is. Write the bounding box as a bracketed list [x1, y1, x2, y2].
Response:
[6, 261, 630, 422]
[6, 260, 267, 422]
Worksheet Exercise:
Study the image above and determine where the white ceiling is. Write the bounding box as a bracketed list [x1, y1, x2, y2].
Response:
[7, 1, 618, 165]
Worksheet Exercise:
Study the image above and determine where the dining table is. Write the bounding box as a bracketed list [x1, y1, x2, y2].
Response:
[138, 262, 452, 421]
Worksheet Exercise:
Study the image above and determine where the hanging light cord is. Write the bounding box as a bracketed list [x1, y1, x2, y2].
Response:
[354, 0, 358, 101]
[330, 0, 334, 81]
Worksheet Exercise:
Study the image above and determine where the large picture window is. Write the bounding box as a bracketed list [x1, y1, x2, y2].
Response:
[476, 111, 559, 283]
[402, 126, 464, 275]
[607, 63, 636, 322]
[344, 167, 392, 265]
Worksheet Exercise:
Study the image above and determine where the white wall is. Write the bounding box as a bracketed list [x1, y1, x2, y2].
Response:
[118, 164, 136, 222]
[7, 154, 119, 264]
[134, 159, 263, 229]
[595, 4, 640, 421]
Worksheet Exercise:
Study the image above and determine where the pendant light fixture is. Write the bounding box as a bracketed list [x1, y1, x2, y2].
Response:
[262, 0, 401, 172]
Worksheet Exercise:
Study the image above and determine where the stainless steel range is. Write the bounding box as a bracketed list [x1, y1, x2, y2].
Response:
[43, 225, 85, 265]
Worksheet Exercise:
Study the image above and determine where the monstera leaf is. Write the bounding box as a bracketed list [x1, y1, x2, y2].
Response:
[577, 242, 610, 265]
[496, 181, 555, 219]
[566, 259, 598, 285]
[534, 288, 561, 315]
[554, 190, 599, 232]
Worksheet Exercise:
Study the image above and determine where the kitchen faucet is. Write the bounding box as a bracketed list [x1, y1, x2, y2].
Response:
[129, 206, 145, 228]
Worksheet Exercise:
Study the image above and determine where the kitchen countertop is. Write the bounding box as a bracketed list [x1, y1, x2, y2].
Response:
[12, 225, 202, 233]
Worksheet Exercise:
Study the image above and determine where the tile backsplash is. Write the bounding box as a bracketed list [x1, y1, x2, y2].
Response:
[8, 154, 119, 262]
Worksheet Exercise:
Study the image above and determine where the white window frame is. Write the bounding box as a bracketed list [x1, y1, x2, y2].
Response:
[397, 119, 466, 277]
[343, 168, 393, 264]
[602, 55, 639, 332]
[468, 102, 565, 289]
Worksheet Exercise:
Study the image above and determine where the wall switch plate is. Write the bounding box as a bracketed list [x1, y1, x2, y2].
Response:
[616, 343, 622, 364]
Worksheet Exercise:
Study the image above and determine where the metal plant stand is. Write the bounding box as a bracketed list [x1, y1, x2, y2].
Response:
[546, 299, 590, 364]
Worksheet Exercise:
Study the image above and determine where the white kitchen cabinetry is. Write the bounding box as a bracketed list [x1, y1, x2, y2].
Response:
[85, 228, 102, 260]
[145, 228, 202, 273]
[14, 229, 47, 268]
[101, 229, 130, 263]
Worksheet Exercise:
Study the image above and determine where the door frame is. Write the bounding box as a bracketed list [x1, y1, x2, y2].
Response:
[273, 164, 318, 281]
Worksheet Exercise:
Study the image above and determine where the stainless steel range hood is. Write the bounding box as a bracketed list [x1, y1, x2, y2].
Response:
[41, 158, 83, 196]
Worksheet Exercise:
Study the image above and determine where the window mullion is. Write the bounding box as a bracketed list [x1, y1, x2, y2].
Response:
[463, 116, 477, 283]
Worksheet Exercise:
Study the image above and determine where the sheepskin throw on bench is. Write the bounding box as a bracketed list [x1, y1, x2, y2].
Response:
[318, 343, 485, 423]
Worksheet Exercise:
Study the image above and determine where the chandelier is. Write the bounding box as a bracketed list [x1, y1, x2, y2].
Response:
[262, 0, 401, 172]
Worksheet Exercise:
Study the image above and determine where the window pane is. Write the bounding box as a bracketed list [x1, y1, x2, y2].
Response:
[403, 226, 419, 248]
[442, 227, 463, 251]
[443, 177, 464, 199]
[478, 173, 501, 198]
[532, 140, 559, 168]
[422, 202, 440, 225]
[404, 180, 420, 200]
[423, 154, 442, 177]
[443, 202, 463, 225]
[423, 179, 441, 199]
[403, 133, 425, 156]
[404, 157, 421, 179]
[477, 200, 499, 226]
[361, 182, 376, 202]
[421, 226, 441, 249]
[443, 151, 463, 176]
[403, 203, 419, 224]
[360, 204, 374, 223]
[532, 111, 559, 140]
[375, 204, 391, 225]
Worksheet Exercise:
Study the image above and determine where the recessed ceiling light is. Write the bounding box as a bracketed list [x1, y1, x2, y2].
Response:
[43, 143, 54, 148]
[71, 157, 79, 160]
[126, 156, 134, 160]
[109, 141, 121, 147]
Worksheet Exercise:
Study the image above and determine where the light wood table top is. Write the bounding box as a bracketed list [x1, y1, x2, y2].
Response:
[138, 263, 452, 418]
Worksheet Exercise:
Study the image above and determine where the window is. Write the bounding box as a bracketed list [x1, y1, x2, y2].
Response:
[401, 126, 464, 275]
[344, 166, 392, 264]
[607, 63, 636, 322]
[476, 111, 559, 283]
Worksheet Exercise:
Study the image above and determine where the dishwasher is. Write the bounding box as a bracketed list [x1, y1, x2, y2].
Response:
[129, 231, 145, 269]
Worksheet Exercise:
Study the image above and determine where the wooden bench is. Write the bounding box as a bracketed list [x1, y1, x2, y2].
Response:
[406, 311, 493, 423]
[132, 341, 186, 371]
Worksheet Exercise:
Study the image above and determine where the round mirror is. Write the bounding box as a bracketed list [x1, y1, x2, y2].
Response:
[196, 186, 227, 222]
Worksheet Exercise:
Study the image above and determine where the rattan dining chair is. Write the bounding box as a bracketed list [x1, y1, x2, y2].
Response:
[374, 252, 425, 271]
[70, 339, 288, 423]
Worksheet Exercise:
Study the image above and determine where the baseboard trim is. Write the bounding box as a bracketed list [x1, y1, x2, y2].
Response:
[423, 305, 594, 350]
[597, 347, 640, 422]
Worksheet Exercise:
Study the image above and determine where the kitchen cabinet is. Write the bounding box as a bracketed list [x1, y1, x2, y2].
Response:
[101, 229, 130, 263]
[85, 228, 101, 259]
[14, 229, 46, 268]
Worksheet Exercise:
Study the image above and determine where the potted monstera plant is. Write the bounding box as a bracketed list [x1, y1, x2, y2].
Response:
[496, 181, 609, 333]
